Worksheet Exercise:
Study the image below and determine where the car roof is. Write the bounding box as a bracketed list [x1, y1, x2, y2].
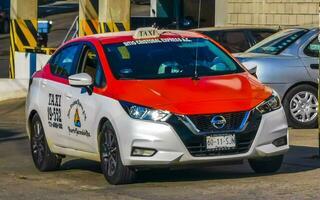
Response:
[193, 26, 279, 32]
[70, 29, 206, 44]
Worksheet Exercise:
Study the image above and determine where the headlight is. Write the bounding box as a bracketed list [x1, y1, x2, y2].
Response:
[256, 90, 281, 114]
[120, 101, 171, 121]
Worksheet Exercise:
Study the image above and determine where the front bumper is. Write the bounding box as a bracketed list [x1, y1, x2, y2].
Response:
[115, 107, 289, 166]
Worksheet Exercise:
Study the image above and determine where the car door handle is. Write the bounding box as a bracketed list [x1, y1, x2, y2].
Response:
[310, 64, 319, 69]
[65, 93, 72, 99]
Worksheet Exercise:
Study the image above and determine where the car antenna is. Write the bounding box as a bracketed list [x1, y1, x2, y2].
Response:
[192, 0, 202, 80]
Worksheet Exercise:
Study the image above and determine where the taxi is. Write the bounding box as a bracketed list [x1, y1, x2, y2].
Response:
[26, 28, 289, 185]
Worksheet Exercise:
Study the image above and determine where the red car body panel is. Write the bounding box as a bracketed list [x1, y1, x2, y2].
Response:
[34, 30, 272, 115]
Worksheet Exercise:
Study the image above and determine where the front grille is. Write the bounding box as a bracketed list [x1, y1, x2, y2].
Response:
[188, 112, 246, 132]
[166, 110, 262, 157]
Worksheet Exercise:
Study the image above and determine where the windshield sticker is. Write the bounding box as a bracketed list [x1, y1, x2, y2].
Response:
[47, 93, 63, 129]
[67, 100, 91, 137]
[123, 38, 192, 46]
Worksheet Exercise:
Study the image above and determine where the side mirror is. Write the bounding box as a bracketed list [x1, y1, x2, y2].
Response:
[242, 62, 257, 76]
[68, 73, 93, 95]
[248, 66, 257, 75]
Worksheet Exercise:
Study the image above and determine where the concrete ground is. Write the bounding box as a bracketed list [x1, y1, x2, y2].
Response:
[0, 98, 320, 200]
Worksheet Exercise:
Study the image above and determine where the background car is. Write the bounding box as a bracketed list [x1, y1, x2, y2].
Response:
[235, 27, 319, 129]
[194, 27, 278, 53]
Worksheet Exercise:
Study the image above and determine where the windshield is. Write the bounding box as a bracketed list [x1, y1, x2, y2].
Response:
[104, 38, 244, 80]
[246, 29, 308, 55]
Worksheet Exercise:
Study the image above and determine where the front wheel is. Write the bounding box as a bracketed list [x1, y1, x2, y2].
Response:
[249, 155, 283, 173]
[100, 120, 136, 185]
[283, 84, 318, 129]
[30, 113, 61, 171]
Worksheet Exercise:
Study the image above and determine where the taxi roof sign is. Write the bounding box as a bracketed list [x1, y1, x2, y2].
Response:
[133, 27, 160, 39]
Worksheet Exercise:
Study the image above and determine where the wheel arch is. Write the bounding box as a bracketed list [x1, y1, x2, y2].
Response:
[282, 81, 318, 104]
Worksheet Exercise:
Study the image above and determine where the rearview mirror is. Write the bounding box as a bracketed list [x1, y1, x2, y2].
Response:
[69, 73, 93, 87]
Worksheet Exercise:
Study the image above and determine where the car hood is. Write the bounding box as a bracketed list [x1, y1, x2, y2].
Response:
[110, 73, 272, 115]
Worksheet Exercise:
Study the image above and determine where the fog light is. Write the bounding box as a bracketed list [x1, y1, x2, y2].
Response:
[272, 136, 287, 147]
[131, 147, 157, 157]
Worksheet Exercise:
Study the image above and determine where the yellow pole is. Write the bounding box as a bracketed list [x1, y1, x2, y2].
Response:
[99, 0, 131, 33]
[9, 0, 38, 79]
[79, 0, 99, 37]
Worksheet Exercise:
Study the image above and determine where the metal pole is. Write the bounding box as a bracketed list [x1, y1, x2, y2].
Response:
[9, 0, 38, 79]
[99, 0, 130, 33]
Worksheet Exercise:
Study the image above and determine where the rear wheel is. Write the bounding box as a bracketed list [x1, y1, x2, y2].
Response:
[283, 84, 318, 129]
[249, 155, 283, 173]
[100, 120, 136, 185]
[30, 113, 61, 171]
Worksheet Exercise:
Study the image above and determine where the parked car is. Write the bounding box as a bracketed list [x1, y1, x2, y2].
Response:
[194, 27, 278, 53]
[26, 28, 288, 185]
[0, 3, 9, 34]
[235, 27, 319, 129]
[131, 0, 150, 5]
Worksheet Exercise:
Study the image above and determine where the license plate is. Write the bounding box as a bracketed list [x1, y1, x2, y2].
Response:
[206, 134, 236, 150]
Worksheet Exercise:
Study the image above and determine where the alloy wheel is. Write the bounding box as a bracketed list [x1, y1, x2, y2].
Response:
[31, 120, 45, 166]
[290, 91, 318, 123]
[101, 128, 118, 177]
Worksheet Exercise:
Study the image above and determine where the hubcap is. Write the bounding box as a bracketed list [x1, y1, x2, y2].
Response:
[290, 91, 318, 123]
[32, 120, 45, 165]
[101, 128, 118, 177]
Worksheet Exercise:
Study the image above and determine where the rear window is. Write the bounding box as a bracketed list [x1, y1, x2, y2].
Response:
[103, 38, 244, 80]
[221, 31, 249, 53]
[247, 29, 308, 55]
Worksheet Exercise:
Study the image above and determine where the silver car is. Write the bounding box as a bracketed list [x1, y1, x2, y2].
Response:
[235, 28, 319, 129]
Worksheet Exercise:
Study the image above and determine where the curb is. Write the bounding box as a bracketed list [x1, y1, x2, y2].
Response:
[0, 79, 29, 102]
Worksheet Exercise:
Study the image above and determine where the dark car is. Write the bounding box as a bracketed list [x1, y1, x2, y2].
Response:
[0, 0, 9, 34]
[131, 0, 150, 5]
[194, 27, 278, 53]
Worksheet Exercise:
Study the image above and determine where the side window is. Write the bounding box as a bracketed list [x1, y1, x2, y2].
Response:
[221, 31, 249, 53]
[50, 45, 80, 78]
[304, 38, 320, 58]
[80, 46, 106, 88]
[251, 30, 275, 43]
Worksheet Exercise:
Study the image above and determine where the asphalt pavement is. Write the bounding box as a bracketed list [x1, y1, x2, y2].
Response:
[0, 98, 320, 200]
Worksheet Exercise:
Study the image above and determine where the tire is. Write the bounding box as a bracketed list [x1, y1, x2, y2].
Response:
[30, 113, 61, 171]
[249, 155, 283, 173]
[283, 84, 318, 129]
[249, 155, 283, 174]
[100, 120, 136, 185]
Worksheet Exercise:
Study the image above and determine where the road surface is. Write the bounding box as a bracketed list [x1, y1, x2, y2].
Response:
[0, 98, 320, 200]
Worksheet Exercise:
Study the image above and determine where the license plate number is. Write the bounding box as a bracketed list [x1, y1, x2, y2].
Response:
[206, 134, 236, 150]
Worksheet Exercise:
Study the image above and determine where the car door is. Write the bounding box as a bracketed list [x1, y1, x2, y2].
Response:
[63, 42, 106, 153]
[41, 44, 82, 148]
[300, 36, 319, 83]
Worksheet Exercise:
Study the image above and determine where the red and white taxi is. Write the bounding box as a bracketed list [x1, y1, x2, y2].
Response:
[26, 28, 289, 185]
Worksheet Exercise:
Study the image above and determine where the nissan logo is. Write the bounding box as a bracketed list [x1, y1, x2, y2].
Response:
[211, 115, 227, 129]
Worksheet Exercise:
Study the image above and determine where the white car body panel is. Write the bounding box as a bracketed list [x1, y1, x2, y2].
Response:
[26, 77, 289, 167]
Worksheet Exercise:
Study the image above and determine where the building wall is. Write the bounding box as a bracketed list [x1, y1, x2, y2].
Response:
[227, 0, 319, 27]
